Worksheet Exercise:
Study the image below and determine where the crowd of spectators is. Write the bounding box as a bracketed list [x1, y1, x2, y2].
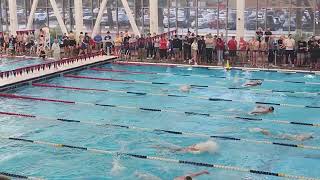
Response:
[0, 28, 319, 69]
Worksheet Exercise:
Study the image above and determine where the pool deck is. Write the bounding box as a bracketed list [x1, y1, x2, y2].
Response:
[115, 61, 320, 75]
[0, 55, 117, 90]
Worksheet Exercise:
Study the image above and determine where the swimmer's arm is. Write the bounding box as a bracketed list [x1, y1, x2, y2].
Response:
[188, 170, 210, 177]
[174, 171, 209, 180]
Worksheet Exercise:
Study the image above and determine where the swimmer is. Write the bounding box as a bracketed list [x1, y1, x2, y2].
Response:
[154, 140, 218, 154]
[179, 85, 191, 93]
[0, 175, 10, 180]
[134, 171, 162, 180]
[243, 80, 263, 87]
[249, 128, 313, 141]
[174, 170, 210, 180]
[249, 105, 274, 115]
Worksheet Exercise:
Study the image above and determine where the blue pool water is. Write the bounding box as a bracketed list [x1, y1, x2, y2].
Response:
[0, 57, 47, 72]
[0, 62, 320, 180]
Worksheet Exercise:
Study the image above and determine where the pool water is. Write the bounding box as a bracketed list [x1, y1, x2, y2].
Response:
[0, 62, 320, 180]
[0, 57, 47, 72]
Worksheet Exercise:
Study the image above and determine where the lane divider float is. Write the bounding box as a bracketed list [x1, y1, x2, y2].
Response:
[0, 171, 43, 180]
[69, 68, 320, 97]
[0, 94, 319, 129]
[112, 61, 320, 79]
[1, 111, 320, 150]
[1, 136, 319, 180]
[91, 66, 320, 86]
[62, 74, 320, 108]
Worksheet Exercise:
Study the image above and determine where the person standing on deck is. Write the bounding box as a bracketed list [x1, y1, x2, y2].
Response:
[51, 38, 61, 60]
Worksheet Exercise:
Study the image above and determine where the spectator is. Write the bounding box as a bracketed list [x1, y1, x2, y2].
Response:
[37, 43, 46, 59]
[172, 35, 180, 60]
[128, 34, 136, 57]
[267, 36, 277, 65]
[93, 33, 103, 50]
[238, 37, 248, 64]
[191, 38, 198, 65]
[159, 36, 168, 61]
[309, 40, 320, 69]
[256, 27, 264, 42]
[198, 36, 206, 63]
[62, 33, 69, 56]
[104, 35, 114, 55]
[284, 34, 295, 66]
[137, 35, 145, 60]
[153, 36, 160, 59]
[0, 33, 4, 53]
[259, 38, 268, 67]
[78, 32, 84, 45]
[216, 37, 225, 65]
[183, 36, 191, 61]
[205, 34, 214, 64]
[146, 33, 154, 59]
[278, 35, 286, 64]
[264, 28, 272, 43]
[78, 38, 88, 55]
[212, 35, 217, 62]
[296, 37, 307, 67]
[123, 33, 131, 60]
[251, 37, 260, 67]
[178, 35, 183, 60]
[227, 36, 238, 65]
[69, 31, 76, 56]
[51, 38, 61, 60]
[114, 33, 123, 55]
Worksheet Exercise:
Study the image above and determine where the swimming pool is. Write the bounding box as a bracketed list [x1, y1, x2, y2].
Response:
[0, 62, 320, 180]
[0, 57, 48, 72]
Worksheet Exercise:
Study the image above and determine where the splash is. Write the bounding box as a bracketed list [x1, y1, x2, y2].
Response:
[193, 140, 219, 154]
[134, 171, 162, 180]
[179, 85, 191, 93]
[110, 157, 125, 176]
[304, 74, 315, 79]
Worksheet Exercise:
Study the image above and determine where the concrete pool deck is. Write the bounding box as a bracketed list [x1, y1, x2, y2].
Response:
[0, 55, 117, 90]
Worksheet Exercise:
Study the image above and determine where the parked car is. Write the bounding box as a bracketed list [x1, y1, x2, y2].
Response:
[282, 20, 296, 31]
[117, 13, 129, 26]
[35, 13, 47, 23]
[177, 15, 188, 28]
[163, 17, 176, 28]
[208, 19, 226, 29]
[266, 15, 282, 31]
[191, 18, 208, 29]
[245, 19, 264, 30]
[227, 18, 236, 30]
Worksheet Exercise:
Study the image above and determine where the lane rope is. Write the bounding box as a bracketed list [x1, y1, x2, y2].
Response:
[80, 68, 320, 97]
[112, 61, 320, 80]
[1, 136, 319, 180]
[0, 93, 319, 129]
[1, 111, 320, 150]
[32, 83, 320, 110]
[62, 74, 320, 109]
[0, 171, 43, 180]
[91, 67, 320, 86]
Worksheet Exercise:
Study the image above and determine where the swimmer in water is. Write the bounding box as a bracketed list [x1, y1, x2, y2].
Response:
[174, 170, 210, 180]
[249, 105, 274, 115]
[249, 128, 313, 141]
[179, 85, 191, 93]
[134, 171, 162, 180]
[153, 140, 218, 154]
[243, 80, 263, 87]
[0, 175, 10, 180]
